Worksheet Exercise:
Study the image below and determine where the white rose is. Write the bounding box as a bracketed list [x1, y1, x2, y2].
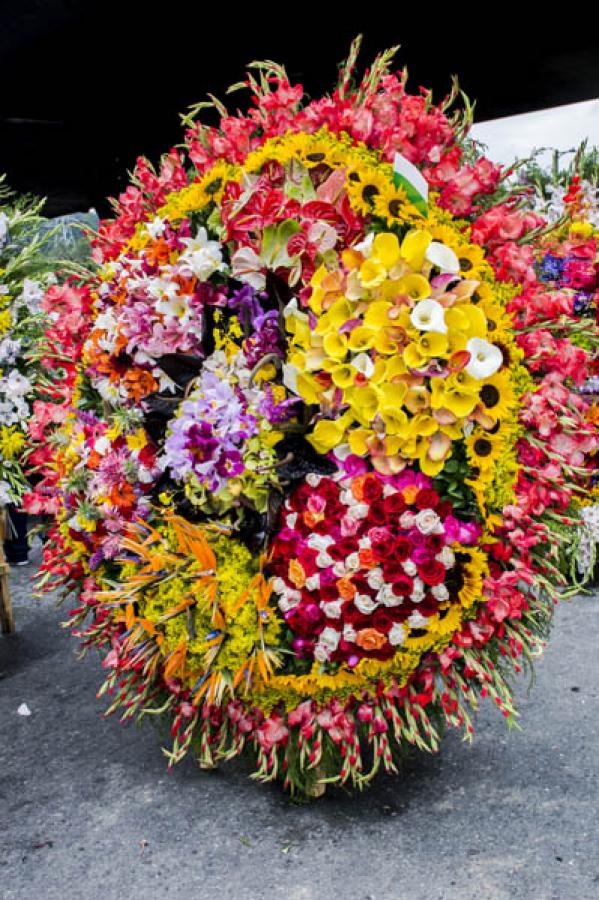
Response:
[378, 587, 403, 608]
[320, 627, 341, 653]
[354, 593, 377, 614]
[400, 512, 416, 529]
[305, 574, 320, 591]
[436, 546, 455, 569]
[347, 502, 369, 520]
[407, 611, 429, 629]
[367, 568, 385, 590]
[431, 583, 449, 601]
[402, 559, 418, 576]
[343, 623, 357, 642]
[321, 600, 344, 619]
[388, 623, 407, 646]
[345, 552, 360, 571]
[415, 508, 443, 535]
[306, 473, 322, 487]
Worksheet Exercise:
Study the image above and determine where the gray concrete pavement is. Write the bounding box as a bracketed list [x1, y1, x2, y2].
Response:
[1, 546, 598, 900]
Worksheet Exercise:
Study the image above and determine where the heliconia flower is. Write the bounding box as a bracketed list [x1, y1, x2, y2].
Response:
[410, 299, 447, 334]
[464, 337, 503, 379]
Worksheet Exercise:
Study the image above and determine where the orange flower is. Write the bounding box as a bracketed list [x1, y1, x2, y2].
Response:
[358, 547, 377, 569]
[355, 628, 387, 651]
[402, 484, 420, 504]
[351, 474, 369, 502]
[336, 576, 356, 600]
[304, 510, 323, 528]
[124, 368, 159, 402]
[110, 482, 136, 510]
[586, 403, 599, 426]
[288, 559, 306, 589]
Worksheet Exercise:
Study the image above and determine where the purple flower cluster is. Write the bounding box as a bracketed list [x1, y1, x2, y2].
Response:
[162, 371, 258, 492]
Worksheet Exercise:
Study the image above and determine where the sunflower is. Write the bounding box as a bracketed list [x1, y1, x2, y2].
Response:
[403, 625, 438, 653]
[477, 296, 511, 337]
[428, 222, 462, 252]
[427, 604, 463, 637]
[298, 136, 338, 169]
[196, 160, 238, 205]
[478, 370, 516, 422]
[465, 428, 505, 473]
[455, 547, 487, 609]
[346, 166, 391, 216]
[455, 242, 489, 280]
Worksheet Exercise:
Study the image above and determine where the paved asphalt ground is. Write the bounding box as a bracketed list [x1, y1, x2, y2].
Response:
[1, 544, 598, 900]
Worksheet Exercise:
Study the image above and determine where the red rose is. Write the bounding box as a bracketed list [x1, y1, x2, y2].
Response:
[414, 488, 440, 510]
[372, 608, 394, 632]
[371, 528, 393, 560]
[368, 501, 387, 526]
[391, 574, 413, 595]
[393, 536, 413, 562]
[424, 533, 445, 554]
[330, 537, 358, 561]
[342, 604, 371, 628]
[361, 474, 384, 503]
[383, 492, 407, 518]
[382, 559, 407, 582]
[437, 500, 453, 518]
[417, 560, 446, 587]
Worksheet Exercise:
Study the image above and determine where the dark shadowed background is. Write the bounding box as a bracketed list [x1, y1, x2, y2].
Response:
[1, 1, 598, 216]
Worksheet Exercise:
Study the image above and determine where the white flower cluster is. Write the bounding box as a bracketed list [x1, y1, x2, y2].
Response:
[577, 504, 599, 575]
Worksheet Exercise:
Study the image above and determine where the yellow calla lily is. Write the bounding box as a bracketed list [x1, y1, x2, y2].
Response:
[401, 229, 432, 269]
[371, 232, 401, 269]
[404, 332, 448, 368]
[331, 364, 356, 389]
[347, 325, 376, 352]
[359, 259, 387, 289]
[363, 301, 393, 328]
[322, 331, 349, 361]
[316, 297, 355, 334]
[308, 415, 352, 454]
[394, 274, 431, 301]
[346, 385, 379, 426]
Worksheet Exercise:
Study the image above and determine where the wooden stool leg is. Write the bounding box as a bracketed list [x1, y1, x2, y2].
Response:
[0, 508, 15, 634]
[0, 566, 15, 634]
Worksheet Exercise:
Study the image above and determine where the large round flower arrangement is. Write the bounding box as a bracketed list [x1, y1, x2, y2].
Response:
[30, 41, 598, 794]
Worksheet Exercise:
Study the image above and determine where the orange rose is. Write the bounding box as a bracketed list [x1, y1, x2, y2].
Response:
[288, 559, 306, 589]
[303, 510, 323, 528]
[402, 484, 420, 504]
[336, 576, 356, 600]
[351, 474, 368, 502]
[355, 628, 387, 651]
[358, 547, 377, 569]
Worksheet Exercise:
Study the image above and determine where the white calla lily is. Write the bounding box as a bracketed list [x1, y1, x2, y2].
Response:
[410, 298, 447, 334]
[425, 241, 460, 274]
[465, 337, 503, 379]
